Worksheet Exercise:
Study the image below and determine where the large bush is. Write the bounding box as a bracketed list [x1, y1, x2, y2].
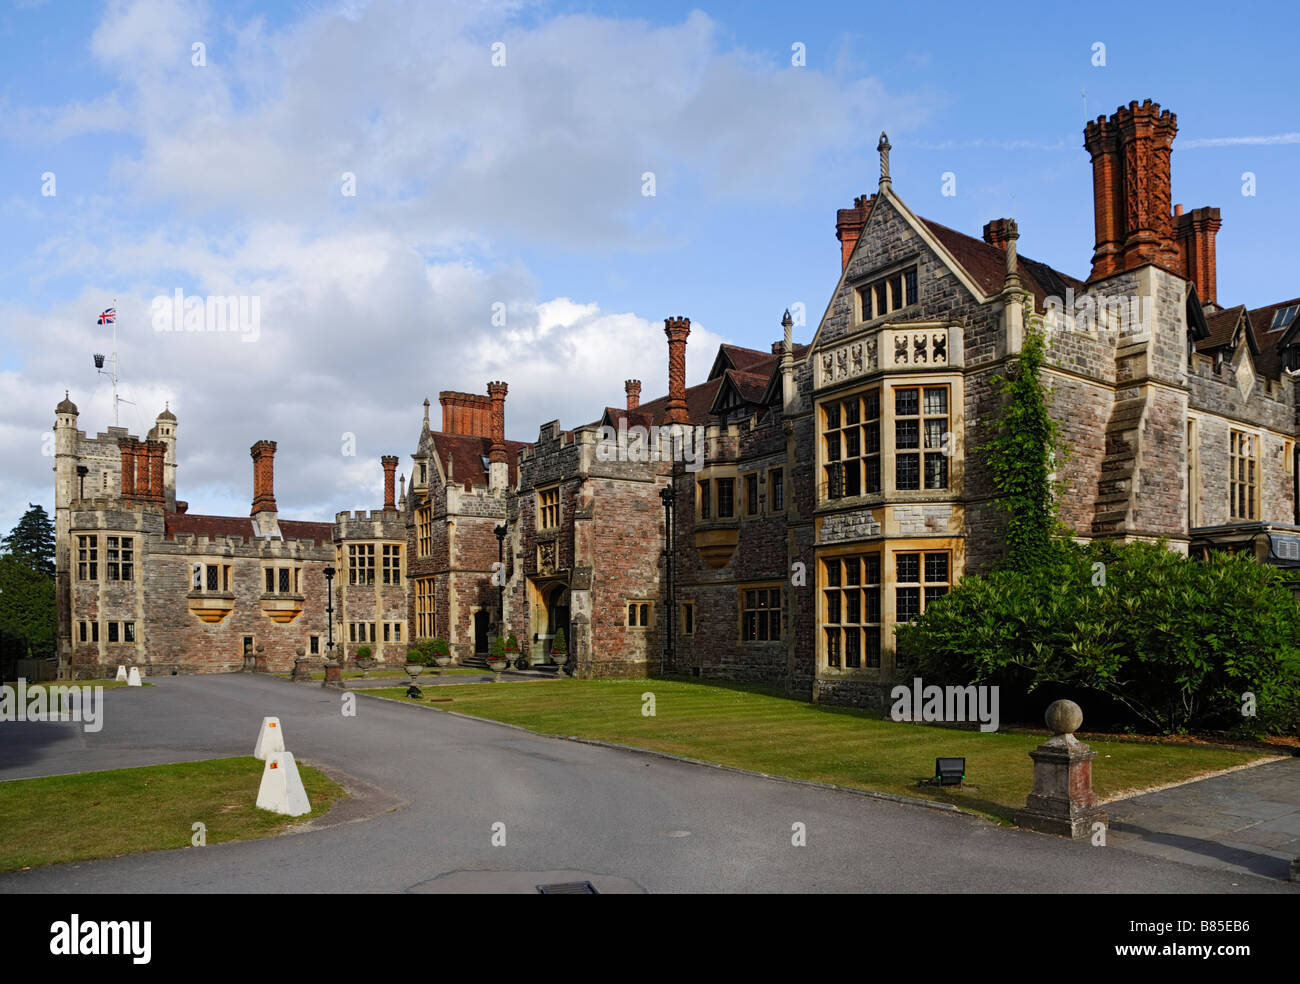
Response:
[896, 540, 1300, 735]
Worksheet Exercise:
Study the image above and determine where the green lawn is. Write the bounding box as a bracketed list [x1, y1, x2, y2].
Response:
[0, 756, 345, 872]
[295, 667, 488, 681]
[357, 677, 1270, 822]
[5, 678, 151, 689]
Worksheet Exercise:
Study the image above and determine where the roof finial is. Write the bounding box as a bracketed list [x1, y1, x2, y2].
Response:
[422, 397, 430, 427]
[877, 131, 892, 189]
[782, 309, 793, 352]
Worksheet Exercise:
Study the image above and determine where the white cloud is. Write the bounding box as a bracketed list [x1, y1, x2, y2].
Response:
[1, 0, 931, 532]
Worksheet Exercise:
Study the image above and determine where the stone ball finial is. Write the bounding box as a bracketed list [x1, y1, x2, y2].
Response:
[295, 646, 305, 657]
[1045, 699, 1083, 736]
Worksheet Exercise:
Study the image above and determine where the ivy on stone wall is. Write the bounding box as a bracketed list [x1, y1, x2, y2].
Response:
[978, 317, 1069, 571]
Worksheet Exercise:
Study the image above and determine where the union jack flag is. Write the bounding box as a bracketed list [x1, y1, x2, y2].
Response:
[98, 308, 116, 325]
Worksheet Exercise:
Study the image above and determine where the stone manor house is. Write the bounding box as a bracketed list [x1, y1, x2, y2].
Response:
[53, 98, 1300, 706]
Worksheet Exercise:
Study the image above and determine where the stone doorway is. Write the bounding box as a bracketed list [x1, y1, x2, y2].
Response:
[545, 584, 570, 657]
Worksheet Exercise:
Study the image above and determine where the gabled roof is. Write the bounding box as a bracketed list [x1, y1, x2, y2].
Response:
[1247, 297, 1300, 377]
[919, 218, 1085, 312]
[599, 406, 656, 431]
[1196, 305, 1253, 355]
[429, 432, 527, 489]
[708, 344, 777, 380]
[633, 376, 725, 426]
[164, 512, 334, 545]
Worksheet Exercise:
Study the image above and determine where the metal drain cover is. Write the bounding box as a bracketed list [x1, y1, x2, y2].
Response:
[537, 881, 599, 894]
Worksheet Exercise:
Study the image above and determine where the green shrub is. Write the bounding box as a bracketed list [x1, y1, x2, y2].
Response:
[490, 635, 507, 661]
[551, 628, 567, 654]
[505, 631, 519, 652]
[421, 638, 450, 666]
[405, 648, 423, 664]
[355, 645, 373, 661]
[896, 540, 1300, 734]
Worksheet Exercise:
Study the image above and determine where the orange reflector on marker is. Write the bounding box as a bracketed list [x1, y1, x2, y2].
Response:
[269, 723, 276, 727]
[270, 762, 278, 769]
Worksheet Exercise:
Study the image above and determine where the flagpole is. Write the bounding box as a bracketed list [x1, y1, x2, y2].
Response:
[111, 298, 119, 427]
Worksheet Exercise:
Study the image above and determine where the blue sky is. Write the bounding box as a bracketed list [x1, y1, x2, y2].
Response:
[1, 0, 1297, 531]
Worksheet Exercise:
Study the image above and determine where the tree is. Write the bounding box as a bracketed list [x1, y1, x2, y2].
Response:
[0, 554, 56, 660]
[977, 320, 1068, 571]
[2, 504, 55, 577]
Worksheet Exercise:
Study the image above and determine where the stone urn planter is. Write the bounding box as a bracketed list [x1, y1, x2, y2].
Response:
[355, 657, 376, 676]
[404, 662, 423, 682]
[551, 652, 567, 675]
[433, 655, 452, 669]
[486, 658, 507, 682]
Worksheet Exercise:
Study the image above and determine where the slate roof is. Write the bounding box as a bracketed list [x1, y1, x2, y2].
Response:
[429, 432, 528, 489]
[164, 512, 334, 545]
[919, 218, 1085, 311]
[1197, 305, 1248, 352]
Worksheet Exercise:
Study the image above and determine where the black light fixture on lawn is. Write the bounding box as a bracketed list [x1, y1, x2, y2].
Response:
[935, 757, 965, 787]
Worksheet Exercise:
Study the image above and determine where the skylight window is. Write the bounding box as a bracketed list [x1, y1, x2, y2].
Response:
[1270, 304, 1299, 331]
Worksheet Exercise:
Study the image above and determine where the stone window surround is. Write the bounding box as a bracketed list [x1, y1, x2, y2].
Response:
[104, 620, 136, 644]
[626, 600, 654, 629]
[1229, 426, 1261, 522]
[816, 537, 963, 678]
[852, 256, 922, 325]
[537, 484, 561, 531]
[348, 543, 375, 585]
[768, 468, 785, 515]
[815, 373, 962, 508]
[262, 564, 302, 597]
[695, 464, 739, 525]
[76, 533, 98, 581]
[738, 580, 783, 644]
[104, 534, 135, 582]
[381, 543, 403, 585]
[414, 575, 435, 638]
[191, 562, 232, 594]
[416, 504, 433, 558]
[680, 600, 695, 636]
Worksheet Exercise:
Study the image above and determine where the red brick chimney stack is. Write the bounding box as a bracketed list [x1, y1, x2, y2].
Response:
[250, 440, 278, 515]
[836, 194, 875, 272]
[439, 391, 494, 437]
[381, 455, 398, 510]
[1176, 206, 1222, 307]
[486, 381, 508, 492]
[625, 379, 641, 411]
[1084, 100, 1180, 282]
[147, 441, 165, 504]
[662, 316, 691, 426]
[982, 218, 1017, 250]
[118, 439, 137, 498]
[486, 382, 508, 463]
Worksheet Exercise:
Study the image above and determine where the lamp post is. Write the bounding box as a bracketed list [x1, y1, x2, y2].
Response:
[493, 524, 507, 639]
[323, 566, 336, 656]
[659, 483, 676, 676]
[321, 565, 343, 688]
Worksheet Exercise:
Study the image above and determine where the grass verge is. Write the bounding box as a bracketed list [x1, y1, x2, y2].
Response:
[0, 756, 345, 872]
[357, 677, 1271, 822]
